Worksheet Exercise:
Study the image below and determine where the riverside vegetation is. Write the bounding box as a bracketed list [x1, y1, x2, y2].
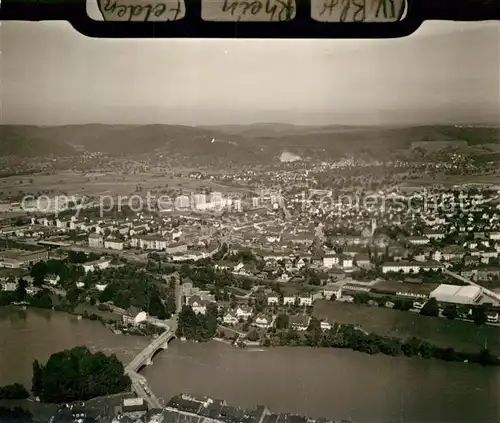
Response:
[2, 347, 130, 404]
[177, 302, 500, 367]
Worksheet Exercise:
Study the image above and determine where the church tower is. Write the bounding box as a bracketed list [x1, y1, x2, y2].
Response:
[371, 218, 377, 237]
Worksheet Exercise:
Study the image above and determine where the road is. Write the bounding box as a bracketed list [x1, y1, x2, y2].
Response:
[218, 324, 246, 337]
[125, 320, 177, 410]
[129, 373, 163, 410]
[444, 269, 500, 304]
[62, 244, 149, 263]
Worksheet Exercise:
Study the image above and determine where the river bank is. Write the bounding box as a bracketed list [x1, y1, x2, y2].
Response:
[2, 309, 500, 423]
[0, 307, 149, 387]
[143, 340, 500, 423]
[313, 300, 500, 355]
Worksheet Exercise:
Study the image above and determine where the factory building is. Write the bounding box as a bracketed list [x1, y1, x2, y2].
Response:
[429, 284, 482, 305]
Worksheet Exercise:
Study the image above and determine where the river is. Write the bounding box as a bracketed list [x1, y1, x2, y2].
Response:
[1, 309, 499, 423]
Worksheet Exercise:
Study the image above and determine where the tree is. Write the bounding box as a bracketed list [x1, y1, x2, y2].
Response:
[275, 313, 289, 330]
[247, 329, 260, 342]
[66, 287, 80, 305]
[0, 406, 34, 423]
[67, 251, 88, 264]
[0, 383, 30, 400]
[31, 360, 43, 397]
[36, 346, 130, 403]
[472, 305, 487, 326]
[14, 279, 28, 303]
[30, 289, 53, 309]
[307, 317, 321, 332]
[148, 291, 168, 319]
[442, 304, 458, 320]
[30, 261, 48, 286]
[420, 298, 439, 317]
[393, 299, 412, 311]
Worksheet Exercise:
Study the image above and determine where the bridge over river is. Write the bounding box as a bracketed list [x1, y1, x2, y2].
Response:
[125, 319, 177, 409]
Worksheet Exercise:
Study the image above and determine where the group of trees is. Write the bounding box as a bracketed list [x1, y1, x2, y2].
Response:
[0, 281, 58, 310]
[0, 279, 29, 305]
[0, 407, 34, 423]
[94, 267, 173, 319]
[176, 304, 218, 342]
[30, 252, 99, 288]
[178, 263, 253, 292]
[31, 346, 130, 403]
[0, 384, 29, 400]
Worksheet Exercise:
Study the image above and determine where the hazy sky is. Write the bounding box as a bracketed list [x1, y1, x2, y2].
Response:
[1, 20, 499, 126]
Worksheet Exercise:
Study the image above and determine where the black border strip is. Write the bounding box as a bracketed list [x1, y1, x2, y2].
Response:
[0, 0, 499, 38]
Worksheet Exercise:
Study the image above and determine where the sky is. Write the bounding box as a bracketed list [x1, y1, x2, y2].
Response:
[1, 19, 499, 126]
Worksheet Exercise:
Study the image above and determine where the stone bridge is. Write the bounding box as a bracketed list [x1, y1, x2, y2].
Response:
[125, 326, 177, 373]
[124, 321, 177, 409]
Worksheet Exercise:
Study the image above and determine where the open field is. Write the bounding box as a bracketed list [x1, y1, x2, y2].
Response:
[401, 173, 500, 188]
[0, 171, 254, 199]
[313, 300, 500, 355]
[73, 303, 123, 322]
[372, 280, 440, 296]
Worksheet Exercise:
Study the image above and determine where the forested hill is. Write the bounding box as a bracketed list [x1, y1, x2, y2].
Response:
[1, 124, 498, 162]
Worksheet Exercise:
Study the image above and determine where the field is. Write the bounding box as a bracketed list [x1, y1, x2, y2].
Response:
[313, 300, 500, 355]
[401, 173, 500, 188]
[73, 303, 123, 322]
[0, 170, 254, 199]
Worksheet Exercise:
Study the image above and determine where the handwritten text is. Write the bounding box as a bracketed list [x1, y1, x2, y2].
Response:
[312, 0, 404, 22]
[100, 0, 184, 21]
[202, 0, 295, 21]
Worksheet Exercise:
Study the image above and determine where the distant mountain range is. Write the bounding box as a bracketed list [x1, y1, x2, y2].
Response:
[0, 124, 498, 162]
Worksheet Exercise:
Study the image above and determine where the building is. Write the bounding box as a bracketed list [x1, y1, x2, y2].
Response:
[175, 195, 191, 209]
[123, 309, 148, 326]
[355, 254, 371, 269]
[223, 312, 239, 325]
[121, 397, 148, 416]
[298, 295, 313, 307]
[382, 262, 421, 274]
[429, 284, 482, 305]
[133, 235, 169, 250]
[341, 256, 354, 269]
[323, 254, 339, 268]
[290, 315, 311, 331]
[82, 258, 111, 273]
[88, 233, 104, 248]
[235, 305, 253, 319]
[104, 238, 124, 250]
[166, 242, 188, 255]
[45, 273, 60, 285]
[253, 314, 273, 329]
[0, 249, 49, 269]
[323, 283, 342, 300]
[181, 281, 215, 304]
[486, 311, 499, 324]
[189, 295, 208, 314]
[408, 236, 430, 245]
[267, 294, 280, 305]
[320, 320, 332, 331]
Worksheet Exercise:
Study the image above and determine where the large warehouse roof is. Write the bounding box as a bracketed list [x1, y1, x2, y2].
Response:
[457, 286, 482, 299]
[430, 284, 482, 305]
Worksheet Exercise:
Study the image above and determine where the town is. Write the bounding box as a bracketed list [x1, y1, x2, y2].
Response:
[1, 139, 500, 423]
